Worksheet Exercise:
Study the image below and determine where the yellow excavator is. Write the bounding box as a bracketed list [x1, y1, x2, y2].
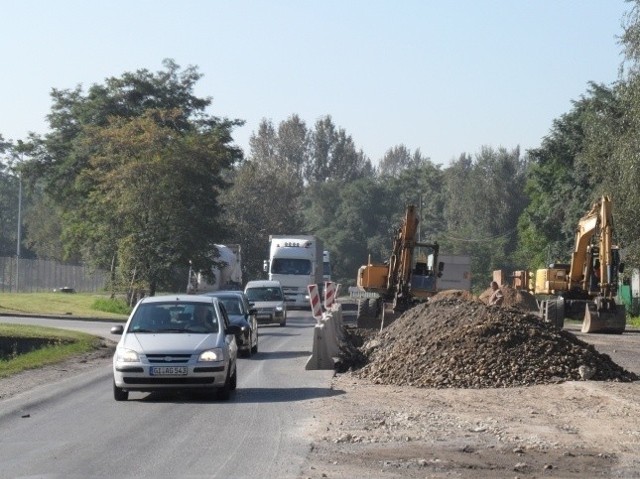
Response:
[354, 204, 443, 329]
[534, 195, 626, 334]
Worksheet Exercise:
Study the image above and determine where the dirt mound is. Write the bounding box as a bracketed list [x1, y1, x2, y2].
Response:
[347, 297, 637, 388]
[478, 283, 539, 311]
[430, 289, 477, 302]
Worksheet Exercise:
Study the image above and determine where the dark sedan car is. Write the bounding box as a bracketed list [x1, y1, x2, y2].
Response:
[202, 291, 258, 357]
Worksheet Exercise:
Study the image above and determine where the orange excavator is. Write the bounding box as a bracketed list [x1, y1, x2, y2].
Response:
[354, 204, 443, 329]
[534, 195, 626, 333]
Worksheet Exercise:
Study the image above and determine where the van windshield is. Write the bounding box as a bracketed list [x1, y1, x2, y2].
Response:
[271, 258, 311, 275]
[245, 287, 283, 302]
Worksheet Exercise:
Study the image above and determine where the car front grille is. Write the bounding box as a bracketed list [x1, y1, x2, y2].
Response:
[145, 354, 191, 364]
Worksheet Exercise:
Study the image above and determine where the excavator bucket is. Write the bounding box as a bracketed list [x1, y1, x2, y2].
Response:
[356, 298, 382, 330]
[381, 302, 400, 330]
[582, 299, 626, 334]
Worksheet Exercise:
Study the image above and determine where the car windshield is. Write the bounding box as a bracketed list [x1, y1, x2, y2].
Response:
[218, 297, 243, 315]
[128, 302, 219, 333]
[245, 287, 283, 302]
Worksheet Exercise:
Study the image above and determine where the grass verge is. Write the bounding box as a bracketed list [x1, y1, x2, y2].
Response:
[0, 292, 129, 320]
[0, 323, 105, 379]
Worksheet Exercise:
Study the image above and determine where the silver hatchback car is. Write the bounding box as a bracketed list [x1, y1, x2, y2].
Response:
[111, 294, 239, 401]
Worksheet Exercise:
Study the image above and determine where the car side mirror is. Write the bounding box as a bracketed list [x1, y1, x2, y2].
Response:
[110, 325, 124, 335]
[249, 308, 257, 315]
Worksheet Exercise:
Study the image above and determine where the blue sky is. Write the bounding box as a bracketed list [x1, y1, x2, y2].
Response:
[0, 0, 630, 166]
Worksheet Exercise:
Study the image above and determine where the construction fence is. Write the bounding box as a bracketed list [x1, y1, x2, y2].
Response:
[0, 256, 108, 293]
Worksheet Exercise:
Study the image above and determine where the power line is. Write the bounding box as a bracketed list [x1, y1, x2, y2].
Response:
[439, 228, 518, 244]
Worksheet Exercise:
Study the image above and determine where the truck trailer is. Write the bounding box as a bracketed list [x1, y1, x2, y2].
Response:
[194, 244, 242, 293]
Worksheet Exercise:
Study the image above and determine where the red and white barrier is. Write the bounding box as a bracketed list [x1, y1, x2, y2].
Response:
[324, 281, 336, 309]
[307, 283, 323, 320]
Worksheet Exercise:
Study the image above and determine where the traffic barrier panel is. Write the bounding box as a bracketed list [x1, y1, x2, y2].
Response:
[324, 281, 336, 309]
[307, 284, 323, 321]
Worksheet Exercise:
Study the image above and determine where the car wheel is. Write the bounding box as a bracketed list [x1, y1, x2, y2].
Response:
[230, 366, 237, 391]
[240, 336, 252, 358]
[279, 319, 286, 327]
[113, 381, 128, 401]
[251, 333, 258, 354]
[217, 368, 232, 400]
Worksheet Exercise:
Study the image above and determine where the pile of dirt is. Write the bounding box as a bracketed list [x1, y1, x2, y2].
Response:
[477, 283, 539, 311]
[345, 297, 637, 388]
[430, 289, 477, 302]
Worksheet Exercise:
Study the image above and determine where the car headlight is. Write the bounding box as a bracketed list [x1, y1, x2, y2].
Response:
[275, 305, 283, 312]
[116, 348, 139, 362]
[199, 348, 224, 362]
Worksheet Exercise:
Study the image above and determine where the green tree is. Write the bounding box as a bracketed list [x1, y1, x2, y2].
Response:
[75, 110, 237, 295]
[34, 60, 229, 205]
[607, 1, 640, 268]
[516, 86, 611, 270]
[26, 60, 243, 294]
[328, 177, 396, 284]
[0, 135, 18, 256]
[305, 115, 374, 184]
[221, 118, 306, 281]
[378, 145, 430, 178]
[443, 147, 528, 288]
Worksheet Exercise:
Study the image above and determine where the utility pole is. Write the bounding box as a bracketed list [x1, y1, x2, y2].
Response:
[15, 157, 23, 293]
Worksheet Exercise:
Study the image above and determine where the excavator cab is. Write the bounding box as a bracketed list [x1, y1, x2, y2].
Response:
[409, 244, 440, 300]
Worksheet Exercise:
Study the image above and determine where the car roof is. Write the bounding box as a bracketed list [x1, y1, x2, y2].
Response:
[139, 294, 217, 304]
[244, 280, 282, 288]
[203, 291, 246, 299]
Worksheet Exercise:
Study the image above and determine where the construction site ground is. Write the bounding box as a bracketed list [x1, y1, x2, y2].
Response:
[299, 293, 640, 479]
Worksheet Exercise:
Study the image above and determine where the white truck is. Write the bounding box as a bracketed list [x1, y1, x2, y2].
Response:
[194, 244, 243, 293]
[264, 235, 324, 308]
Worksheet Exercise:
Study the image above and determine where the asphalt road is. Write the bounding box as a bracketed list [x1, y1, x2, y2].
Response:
[0, 310, 337, 479]
[565, 322, 640, 375]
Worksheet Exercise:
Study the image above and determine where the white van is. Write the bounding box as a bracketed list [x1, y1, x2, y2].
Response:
[244, 280, 287, 327]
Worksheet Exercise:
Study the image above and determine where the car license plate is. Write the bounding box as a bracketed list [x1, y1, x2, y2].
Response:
[150, 366, 187, 376]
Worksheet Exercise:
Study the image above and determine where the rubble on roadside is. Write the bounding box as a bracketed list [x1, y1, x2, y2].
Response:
[340, 297, 637, 388]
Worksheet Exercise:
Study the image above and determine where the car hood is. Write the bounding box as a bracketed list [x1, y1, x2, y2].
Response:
[122, 333, 219, 354]
[227, 315, 250, 328]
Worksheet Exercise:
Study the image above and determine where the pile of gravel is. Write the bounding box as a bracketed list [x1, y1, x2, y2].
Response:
[347, 297, 637, 388]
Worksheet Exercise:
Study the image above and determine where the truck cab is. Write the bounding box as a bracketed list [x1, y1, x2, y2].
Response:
[264, 236, 324, 308]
